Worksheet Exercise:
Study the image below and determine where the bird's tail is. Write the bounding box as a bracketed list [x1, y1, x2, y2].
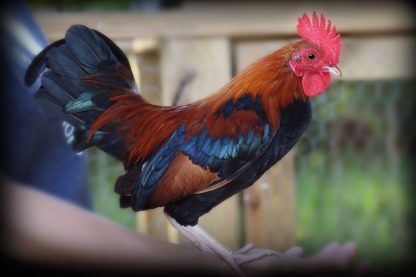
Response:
[25, 25, 140, 160]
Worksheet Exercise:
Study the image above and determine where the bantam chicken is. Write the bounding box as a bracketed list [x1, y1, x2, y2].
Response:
[26, 12, 342, 274]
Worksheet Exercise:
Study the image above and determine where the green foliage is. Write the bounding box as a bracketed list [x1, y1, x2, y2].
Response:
[296, 155, 410, 264]
[295, 80, 415, 266]
[87, 149, 137, 230]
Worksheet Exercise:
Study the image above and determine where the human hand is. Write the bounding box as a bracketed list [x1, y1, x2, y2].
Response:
[240, 241, 370, 276]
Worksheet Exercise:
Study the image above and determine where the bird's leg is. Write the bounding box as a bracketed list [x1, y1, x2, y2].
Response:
[166, 214, 243, 275]
[166, 214, 282, 275]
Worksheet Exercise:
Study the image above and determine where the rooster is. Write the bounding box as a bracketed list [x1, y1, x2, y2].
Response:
[26, 12, 341, 274]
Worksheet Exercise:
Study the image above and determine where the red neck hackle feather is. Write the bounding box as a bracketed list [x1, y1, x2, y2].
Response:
[297, 11, 342, 65]
[204, 41, 307, 129]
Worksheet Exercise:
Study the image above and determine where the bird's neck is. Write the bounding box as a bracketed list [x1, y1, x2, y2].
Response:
[210, 46, 307, 128]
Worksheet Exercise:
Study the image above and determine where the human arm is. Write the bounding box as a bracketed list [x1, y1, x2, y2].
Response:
[3, 178, 366, 275]
[3, 178, 232, 275]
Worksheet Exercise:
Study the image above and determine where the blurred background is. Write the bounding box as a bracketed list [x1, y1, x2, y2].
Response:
[27, 0, 416, 270]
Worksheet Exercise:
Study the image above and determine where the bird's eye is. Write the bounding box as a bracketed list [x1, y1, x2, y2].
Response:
[307, 52, 316, 60]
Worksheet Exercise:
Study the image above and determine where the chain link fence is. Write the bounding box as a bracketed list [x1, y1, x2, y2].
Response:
[295, 79, 416, 264]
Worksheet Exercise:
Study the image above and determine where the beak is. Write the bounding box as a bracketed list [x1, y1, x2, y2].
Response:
[323, 65, 342, 77]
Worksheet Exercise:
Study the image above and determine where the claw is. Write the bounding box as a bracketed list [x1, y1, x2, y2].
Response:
[233, 248, 282, 266]
[235, 244, 255, 255]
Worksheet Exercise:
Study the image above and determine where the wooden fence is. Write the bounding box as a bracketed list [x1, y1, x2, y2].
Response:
[35, 1, 415, 251]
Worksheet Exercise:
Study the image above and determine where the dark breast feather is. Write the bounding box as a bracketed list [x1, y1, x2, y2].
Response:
[164, 99, 312, 226]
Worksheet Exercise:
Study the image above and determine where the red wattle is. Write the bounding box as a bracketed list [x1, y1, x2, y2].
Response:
[302, 72, 331, 96]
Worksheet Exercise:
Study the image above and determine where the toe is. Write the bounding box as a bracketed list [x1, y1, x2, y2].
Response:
[285, 246, 304, 257]
[236, 244, 255, 255]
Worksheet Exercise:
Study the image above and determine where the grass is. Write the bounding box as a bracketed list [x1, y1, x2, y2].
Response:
[295, 150, 410, 266]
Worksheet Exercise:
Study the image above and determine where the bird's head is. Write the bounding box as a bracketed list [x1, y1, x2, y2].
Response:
[288, 12, 342, 97]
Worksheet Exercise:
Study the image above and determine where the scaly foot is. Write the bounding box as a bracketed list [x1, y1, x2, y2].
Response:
[233, 244, 282, 266]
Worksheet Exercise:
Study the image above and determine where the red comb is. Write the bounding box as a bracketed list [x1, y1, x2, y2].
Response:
[297, 11, 342, 65]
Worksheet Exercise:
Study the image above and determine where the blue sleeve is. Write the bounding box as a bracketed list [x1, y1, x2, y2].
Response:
[0, 1, 92, 209]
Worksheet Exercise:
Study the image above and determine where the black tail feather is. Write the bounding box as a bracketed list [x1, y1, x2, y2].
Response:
[24, 39, 65, 86]
[25, 25, 137, 160]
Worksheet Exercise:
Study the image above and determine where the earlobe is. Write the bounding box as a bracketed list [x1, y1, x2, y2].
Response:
[288, 60, 303, 77]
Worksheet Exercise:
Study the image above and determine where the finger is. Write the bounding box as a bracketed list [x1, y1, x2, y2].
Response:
[317, 242, 342, 259]
[308, 242, 343, 271]
[335, 241, 357, 269]
[284, 246, 304, 258]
